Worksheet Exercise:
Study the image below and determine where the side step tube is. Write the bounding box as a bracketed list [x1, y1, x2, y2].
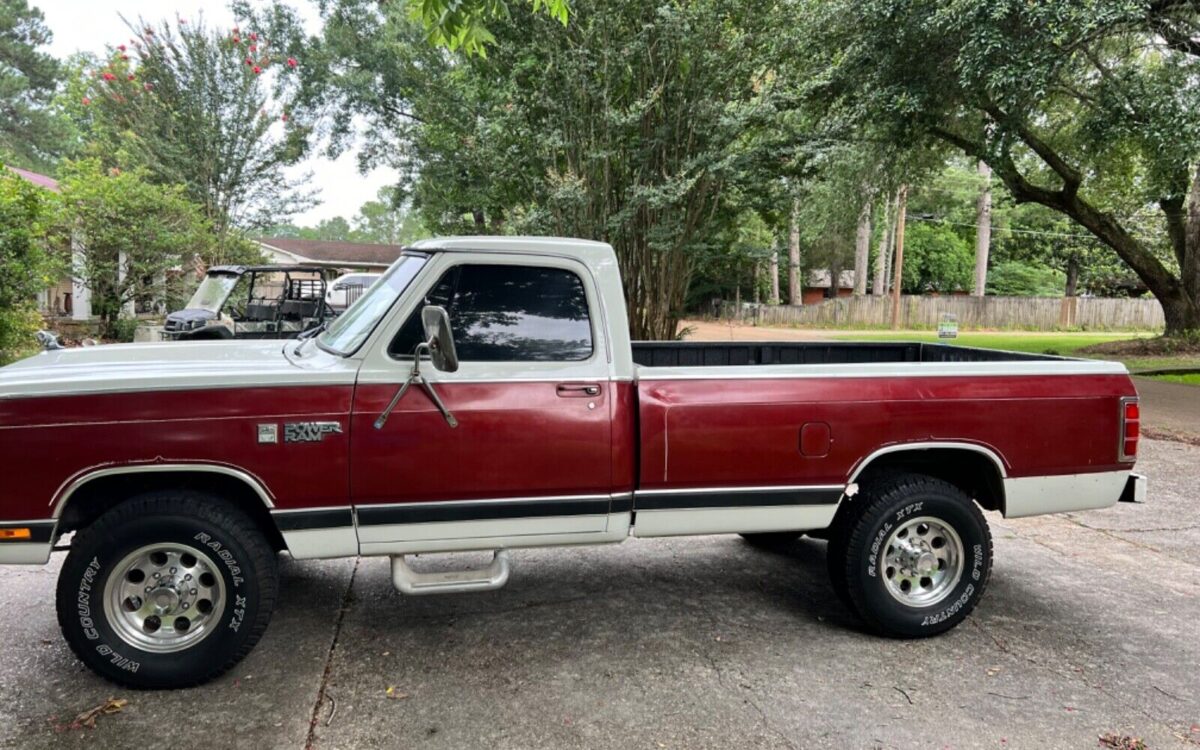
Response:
[390, 550, 511, 595]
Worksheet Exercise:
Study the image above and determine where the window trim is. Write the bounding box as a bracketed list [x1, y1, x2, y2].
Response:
[385, 258, 602, 367]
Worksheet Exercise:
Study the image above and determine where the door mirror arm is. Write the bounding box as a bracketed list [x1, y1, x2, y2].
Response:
[373, 306, 460, 430]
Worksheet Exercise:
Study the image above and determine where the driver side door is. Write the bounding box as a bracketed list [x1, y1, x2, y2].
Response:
[349, 254, 617, 555]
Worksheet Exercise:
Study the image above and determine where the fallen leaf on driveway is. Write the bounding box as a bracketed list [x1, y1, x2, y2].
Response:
[73, 698, 128, 729]
[1098, 733, 1147, 750]
[385, 686, 409, 700]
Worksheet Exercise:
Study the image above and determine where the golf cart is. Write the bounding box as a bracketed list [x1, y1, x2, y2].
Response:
[163, 265, 332, 340]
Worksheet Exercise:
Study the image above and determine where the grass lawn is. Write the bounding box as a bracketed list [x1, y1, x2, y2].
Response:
[831, 330, 1200, 372]
[1147, 372, 1200, 385]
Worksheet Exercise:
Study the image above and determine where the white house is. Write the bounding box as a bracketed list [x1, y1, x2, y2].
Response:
[255, 237, 406, 273]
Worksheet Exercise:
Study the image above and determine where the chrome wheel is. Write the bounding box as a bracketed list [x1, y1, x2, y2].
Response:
[103, 543, 226, 653]
[881, 516, 964, 607]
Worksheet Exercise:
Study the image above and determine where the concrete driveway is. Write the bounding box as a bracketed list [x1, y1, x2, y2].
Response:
[1, 439, 1197, 750]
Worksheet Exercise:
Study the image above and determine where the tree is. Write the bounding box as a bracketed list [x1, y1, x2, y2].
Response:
[987, 261, 1066, 297]
[0, 168, 62, 361]
[62, 15, 314, 245]
[352, 187, 424, 245]
[58, 160, 212, 335]
[804, 0, 1200, 336]
[900, 222, 973, 294]
[0, 0, 62, 169]
[413, 0, 569, 57]
[298, 0, 802, 339]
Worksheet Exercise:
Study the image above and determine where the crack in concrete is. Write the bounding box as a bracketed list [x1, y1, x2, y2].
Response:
[304, 557, 359, 750]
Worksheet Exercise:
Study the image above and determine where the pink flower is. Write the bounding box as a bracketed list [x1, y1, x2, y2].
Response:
[232, 36, 241, 44]
[281, 113, 288, 121]
[117, 44, 126, 52]
[249, 32, 258, 41]
[81, 96, 91, 105]
[127, 74, 135, 81]
[143, 82, 153, 91]
[286, 57, 297, 68]
[120, 54, 129, 60]
[252, 66, 262, 74]
[249, 44, 257, 52]
[245, 57, 253, 65]
[232, 26, 239, 34]
[102, 72, 116, 81]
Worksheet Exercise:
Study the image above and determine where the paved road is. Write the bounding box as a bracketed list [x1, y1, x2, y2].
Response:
[1134, 376, 1200, 443]
[1, 439, 1197, 749]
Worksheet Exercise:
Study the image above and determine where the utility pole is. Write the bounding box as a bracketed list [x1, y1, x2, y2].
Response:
[972, 161, 992, 296]
[890, 185, 908, 329]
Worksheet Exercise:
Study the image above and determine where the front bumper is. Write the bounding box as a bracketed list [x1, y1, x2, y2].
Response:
[1119, 472, 1147, 504]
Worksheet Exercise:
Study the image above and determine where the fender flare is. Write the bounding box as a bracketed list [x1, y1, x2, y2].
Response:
[50, 463, 275, 519]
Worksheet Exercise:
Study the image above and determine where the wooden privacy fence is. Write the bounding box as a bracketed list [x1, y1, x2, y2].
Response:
[717, 295, 1164, 331]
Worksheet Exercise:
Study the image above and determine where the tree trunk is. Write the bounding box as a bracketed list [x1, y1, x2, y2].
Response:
[972, 161, 992, 296]
[769, 251, 780, 304]
[788, 198, 801, 304]
[890, 185, 908, 329]
[873, 197, 892, 295]
[854, 199, 871, 295]
[1065, 256, 1080, 297]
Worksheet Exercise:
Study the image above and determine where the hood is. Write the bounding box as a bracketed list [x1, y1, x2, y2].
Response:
[0, 340, 359, 400]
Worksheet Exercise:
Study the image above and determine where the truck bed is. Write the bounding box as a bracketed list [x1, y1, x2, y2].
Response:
[631, 340, 1054, 367]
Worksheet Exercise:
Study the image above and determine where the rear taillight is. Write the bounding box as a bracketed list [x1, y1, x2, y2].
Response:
[1119, 396, 1139, 462]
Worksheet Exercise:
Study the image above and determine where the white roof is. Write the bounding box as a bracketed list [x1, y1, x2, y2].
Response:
[409, 236, 614, 265]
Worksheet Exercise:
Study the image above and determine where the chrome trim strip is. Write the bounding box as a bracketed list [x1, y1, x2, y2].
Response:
[51, 463, 276, 517]
[634, 484, 845, 496]
[847, 442, 1009, 483]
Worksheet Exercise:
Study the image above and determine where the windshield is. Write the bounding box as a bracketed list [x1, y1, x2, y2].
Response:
[185, 273, 239, 313]
[318, 254, 428, 355]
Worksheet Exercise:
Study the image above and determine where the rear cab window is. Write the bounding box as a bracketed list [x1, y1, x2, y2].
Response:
[389, 264, 594, 362]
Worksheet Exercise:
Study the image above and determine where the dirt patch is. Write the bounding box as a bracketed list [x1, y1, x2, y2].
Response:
[1079, 335, 1200, 357]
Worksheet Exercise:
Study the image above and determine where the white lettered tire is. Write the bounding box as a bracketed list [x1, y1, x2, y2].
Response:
[833, 473, 992, 637]
[55, 491, 278, 689]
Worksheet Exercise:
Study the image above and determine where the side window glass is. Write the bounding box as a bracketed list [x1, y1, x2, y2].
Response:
[388, 264, 593, 362]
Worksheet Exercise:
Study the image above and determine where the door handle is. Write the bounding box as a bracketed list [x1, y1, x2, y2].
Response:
[557, 383, 601, 397]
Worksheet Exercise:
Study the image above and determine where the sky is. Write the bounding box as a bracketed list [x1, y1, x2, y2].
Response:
[35, 0, 399, 226]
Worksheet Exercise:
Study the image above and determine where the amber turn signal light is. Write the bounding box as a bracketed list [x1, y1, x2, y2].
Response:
[0, 528, 32, 541]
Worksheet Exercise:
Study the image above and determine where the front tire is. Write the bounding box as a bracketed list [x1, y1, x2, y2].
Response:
[831, 473, 992, 638]
[56, 491, 278, 689]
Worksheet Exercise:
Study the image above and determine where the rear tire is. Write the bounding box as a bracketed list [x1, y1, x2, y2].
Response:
[56, 490, 278, 689]
[830, 473, 992, 638]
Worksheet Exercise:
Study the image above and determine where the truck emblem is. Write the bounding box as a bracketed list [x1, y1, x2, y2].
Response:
[256, 424, 278, 444]
[283, 421, 343, 443]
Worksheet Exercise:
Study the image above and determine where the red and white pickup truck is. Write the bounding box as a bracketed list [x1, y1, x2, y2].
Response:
[0, 236, 1145, 688]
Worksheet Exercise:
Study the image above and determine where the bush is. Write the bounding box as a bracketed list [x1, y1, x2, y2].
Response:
[108, 317, 140, 343]
[901, 222, 973, 294]
[987, 261, 1065, 297]
[0, 305, 44, 365]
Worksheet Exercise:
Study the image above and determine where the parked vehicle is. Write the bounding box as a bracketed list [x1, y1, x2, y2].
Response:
[0, 236, 1144, 688]
[325, 272, 382, 311]
[162, 265, 330, 340]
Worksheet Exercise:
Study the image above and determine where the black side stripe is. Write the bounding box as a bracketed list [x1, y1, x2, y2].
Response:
[273, 508, 354, 532]
[357, 497, 611, 527]
[271, 487, 842, 531]
[633, 487, 843, 511]
[0, 521, 56, 544]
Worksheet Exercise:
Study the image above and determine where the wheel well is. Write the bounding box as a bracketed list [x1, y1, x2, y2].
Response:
[852, 448, 1006, 514]
[56, 471, 286, 551]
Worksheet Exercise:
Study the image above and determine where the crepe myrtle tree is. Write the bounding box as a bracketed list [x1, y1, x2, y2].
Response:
[805, 0, 1200, 336]
[62, 15, 313, 244]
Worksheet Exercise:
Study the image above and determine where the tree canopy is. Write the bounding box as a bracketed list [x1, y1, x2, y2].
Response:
[0, 0, 62, 169]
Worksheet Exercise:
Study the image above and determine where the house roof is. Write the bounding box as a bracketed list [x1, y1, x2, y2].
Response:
[256, 237, 407, 269]
[807, 269, 857, 289]
[5, 165, 60, 192]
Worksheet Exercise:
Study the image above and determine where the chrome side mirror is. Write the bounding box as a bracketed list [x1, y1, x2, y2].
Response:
[421, 305, 459, 373]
